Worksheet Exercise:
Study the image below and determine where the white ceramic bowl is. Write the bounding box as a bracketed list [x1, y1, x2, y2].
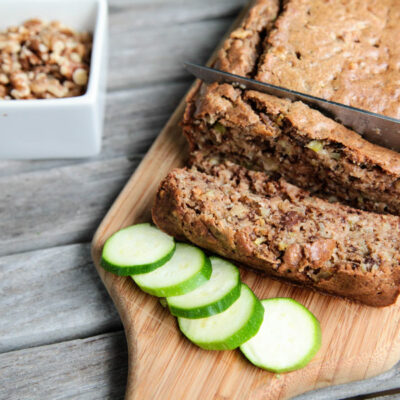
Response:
[0, 0, 108, 159]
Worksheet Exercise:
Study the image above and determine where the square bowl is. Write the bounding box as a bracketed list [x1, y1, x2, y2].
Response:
[0, 0, 108, 159]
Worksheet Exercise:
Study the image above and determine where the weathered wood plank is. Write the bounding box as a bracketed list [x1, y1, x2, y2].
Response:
[109, 0, 245, 29]
[369, 395, 400, 400]
[0, 243, 121, 353]
[102, 81, 188, 156]
[0, 332, 128, 400]
[106, 0, 246, 90]
[108, 18, 236, 90]
[0, 158, 136, 256]
[295, 363, 400, 400]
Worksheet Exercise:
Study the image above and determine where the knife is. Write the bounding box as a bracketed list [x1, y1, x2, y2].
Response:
[184, 62, 400, 152]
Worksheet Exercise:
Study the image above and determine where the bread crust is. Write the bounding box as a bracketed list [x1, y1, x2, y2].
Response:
[255, 0, 400, 119]
[152, 161, 400, 307]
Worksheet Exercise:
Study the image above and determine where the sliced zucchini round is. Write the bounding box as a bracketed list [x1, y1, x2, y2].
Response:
[240, 298, 321, 373]
[132, 243, 212, 297]
[178, 284, 264, 350]
[101, 223, 175, 276]
[167, 256, 240, 319]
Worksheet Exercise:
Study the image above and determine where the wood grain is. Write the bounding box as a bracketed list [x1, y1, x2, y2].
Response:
[0, 158, 135, 257]
[107, 0, 244, 90]
[0, 243, 121, 352]
[294, 366, 400, 400]
[0, 332, 128, 400]
[91, 3, 400, 399]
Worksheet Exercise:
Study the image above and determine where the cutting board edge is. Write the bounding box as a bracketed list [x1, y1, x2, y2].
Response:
[91, 238, 400, 400]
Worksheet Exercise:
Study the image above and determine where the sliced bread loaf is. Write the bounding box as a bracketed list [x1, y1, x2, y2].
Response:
[152, 159, 400, 307]
[183, 0, 400, 215]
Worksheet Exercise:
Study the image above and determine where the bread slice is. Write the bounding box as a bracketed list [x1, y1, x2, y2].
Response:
[152, 159, 400, 307]
[184, 89, 400, 215]
[183, 0, 400, 215]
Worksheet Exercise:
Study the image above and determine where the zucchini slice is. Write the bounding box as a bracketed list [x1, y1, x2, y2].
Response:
[167, 256, 240, 319]
[133, 243, 212, 297]
[240, 298, 321, 372]
[101, 223, 175, 276]
[178, 284, 264, 350]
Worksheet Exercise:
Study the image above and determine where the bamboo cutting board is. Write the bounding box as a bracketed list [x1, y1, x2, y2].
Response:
[91, 4, 400, 399]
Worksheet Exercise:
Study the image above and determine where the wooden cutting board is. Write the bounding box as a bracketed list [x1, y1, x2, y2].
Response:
[91, 4, 400, 399]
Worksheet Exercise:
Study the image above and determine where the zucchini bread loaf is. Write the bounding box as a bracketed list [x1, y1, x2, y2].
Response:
[152, 159, 400, 307]
[183, 0, 400, 215]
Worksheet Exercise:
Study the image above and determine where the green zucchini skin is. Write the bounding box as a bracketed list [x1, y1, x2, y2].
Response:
[168, 278, 241, 319]
[134, 251, 212, 297]
[101, 223, 321, 371]
[101, 243, 176, 276]
[100, 223, 176, 276]
[178, 284, 264, 351]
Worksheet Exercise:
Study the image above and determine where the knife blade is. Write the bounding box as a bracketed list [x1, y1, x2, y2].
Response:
[184, 62, 400, 152]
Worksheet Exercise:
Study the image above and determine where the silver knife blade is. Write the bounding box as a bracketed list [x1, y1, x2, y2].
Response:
[184, 62, 400, 152]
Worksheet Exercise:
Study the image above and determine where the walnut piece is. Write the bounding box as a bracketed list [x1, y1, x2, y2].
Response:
[283, 243, 302, 267]
[0, 19, 92, 100]
[304, 239, 336, 267]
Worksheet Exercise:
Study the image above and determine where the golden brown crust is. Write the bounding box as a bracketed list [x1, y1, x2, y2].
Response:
[215, 0, 280, 76]
[256, 0, 400, 118]
[152, 163, 400, 307]
[245, 91, 400, 175]
[189, 85, 400, 175]
[183, 0, 280, 127]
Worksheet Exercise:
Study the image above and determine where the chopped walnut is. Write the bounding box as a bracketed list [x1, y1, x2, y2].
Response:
[283, 243, 302, 267]
[304, 239, 336, 267]
[72, 68, 88, 86]
[0, 19, 92, 100]
[10, 71, 31, 98]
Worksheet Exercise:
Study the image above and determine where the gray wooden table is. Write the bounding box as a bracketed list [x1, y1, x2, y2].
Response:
[1, 1, 400, 399]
